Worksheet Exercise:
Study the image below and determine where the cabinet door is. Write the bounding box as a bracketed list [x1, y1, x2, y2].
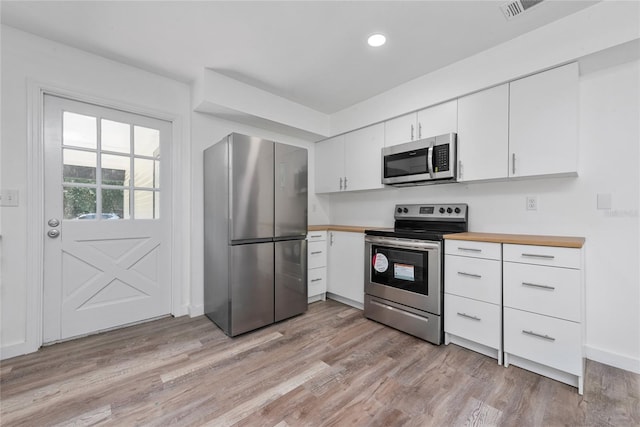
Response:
[314, 135, 345, 193]
[457, 84, 509, 181]
[344, 123, 384, 192]
[416, 99, 458, 139]
[327, 231, 365, 304]
[509, 63, 578, 178]
[384, 112, 417, 147]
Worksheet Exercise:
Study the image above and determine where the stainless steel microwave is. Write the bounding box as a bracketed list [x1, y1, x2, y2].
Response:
[381, 133, 457, 186]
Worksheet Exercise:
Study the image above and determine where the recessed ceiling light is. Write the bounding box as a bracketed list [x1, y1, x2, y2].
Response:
[367, 33, 386, 47]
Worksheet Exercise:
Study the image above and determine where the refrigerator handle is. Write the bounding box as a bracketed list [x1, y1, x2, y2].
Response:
[330, 231, 334, 246]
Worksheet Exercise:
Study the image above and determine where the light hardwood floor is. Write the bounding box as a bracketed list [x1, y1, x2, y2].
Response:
[1, 300, 638, 426]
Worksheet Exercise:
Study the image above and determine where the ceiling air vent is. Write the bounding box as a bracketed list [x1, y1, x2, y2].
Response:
[501, 0, 544, 20]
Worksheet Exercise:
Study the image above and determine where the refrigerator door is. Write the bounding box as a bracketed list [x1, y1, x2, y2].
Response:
[230, 134, 275, 243]
[275, 239, 308, 322]
[274, 143, 308, 238]
[230, 241, 275, 336]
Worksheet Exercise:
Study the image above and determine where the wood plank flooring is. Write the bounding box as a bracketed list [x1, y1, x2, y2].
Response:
[1, 300, 638, 426]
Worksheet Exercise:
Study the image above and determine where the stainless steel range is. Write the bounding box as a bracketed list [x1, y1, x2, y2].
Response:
[364, 203, 468, 344]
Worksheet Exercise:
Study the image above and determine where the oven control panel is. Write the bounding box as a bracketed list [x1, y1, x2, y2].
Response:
[394, 203, 468, 221]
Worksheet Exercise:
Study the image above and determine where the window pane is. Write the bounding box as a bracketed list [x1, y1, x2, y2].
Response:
[102, 154, 130, 186]
[102, 188, 126, 220]
[134, 158, 157, 189]
[134, 190, 157, 219]
[154, 192, 160, 219]
[101, 119, 130, 154]
[134, 126, 160, 157]
[64, 186, 96, 220]
[63, 149, 96, 184]
[63, 112, 96, 149]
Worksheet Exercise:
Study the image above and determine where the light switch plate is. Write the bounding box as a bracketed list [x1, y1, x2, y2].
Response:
[597, 193, 612, 210]
[0, 189, 19, 207]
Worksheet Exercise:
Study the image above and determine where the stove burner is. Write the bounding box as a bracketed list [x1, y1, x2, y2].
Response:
[365, 203, 468, 241]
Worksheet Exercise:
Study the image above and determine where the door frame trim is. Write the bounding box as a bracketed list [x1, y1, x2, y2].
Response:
[22, 80, 186, 355]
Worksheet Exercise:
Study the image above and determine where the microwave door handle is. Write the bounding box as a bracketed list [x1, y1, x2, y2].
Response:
[427, 145, 435, 178]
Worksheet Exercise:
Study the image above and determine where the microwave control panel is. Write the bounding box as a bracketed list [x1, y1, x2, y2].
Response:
[433, 144, 450, 172]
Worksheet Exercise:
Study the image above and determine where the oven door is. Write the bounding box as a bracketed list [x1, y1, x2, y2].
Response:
[364, 235, 442, 315]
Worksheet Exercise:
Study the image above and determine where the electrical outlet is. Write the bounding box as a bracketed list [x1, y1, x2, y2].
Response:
[526, 196, 537, 211]
[0, 189, 19, 207]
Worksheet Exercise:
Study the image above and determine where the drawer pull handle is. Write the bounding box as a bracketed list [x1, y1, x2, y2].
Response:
[457, 312, 481, 321]
[522, 330, 556, 341]
[522, 282, 555, 291]
[309, 234, 323, 238]
[310, 251, 323, 255]
[522, 253, 555, 260]
[458, 247, 481, 252]
[310, 278, 323, 283]
[458, 272, 482, 279]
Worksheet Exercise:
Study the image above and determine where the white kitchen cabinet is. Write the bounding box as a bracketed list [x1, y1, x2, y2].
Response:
[509, 62, 578, 178]
[314, 135, 345, 193]
[444, 241, 503, 364]
[417, 99, 458, 140]
[327, 231, 364, 308]
[344, 124, 384, 192]
[307, 231, 328, 303]
[384, 100, 457, 147]
[503, 243, 584, 394]
[314, 124, 384, 193]
[457, 84, 510, 181]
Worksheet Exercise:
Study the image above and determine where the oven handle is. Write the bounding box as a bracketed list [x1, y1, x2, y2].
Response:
[365, 235, 440, 251]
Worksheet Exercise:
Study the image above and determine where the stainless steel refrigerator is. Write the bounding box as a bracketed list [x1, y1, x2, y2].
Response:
[204, 133, 308, 336]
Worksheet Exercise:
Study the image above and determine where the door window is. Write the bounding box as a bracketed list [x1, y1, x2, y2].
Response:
[61, 112, 161, 220]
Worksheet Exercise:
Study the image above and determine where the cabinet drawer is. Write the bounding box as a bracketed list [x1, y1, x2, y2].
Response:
[307, 231, 327, 242]
[445, 294, 501, 349]
[308, 267, 327, 297]
[504, 262, 581, 322]
[445, 240, 501, 260]
[308, 241, 327, 269]
[503, 244, 580, 269]
[445, 255, 501, 304]
[504, 308, 581, 375]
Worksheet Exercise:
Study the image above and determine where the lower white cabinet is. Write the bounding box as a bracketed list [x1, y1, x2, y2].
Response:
[444, 241, 502, 364]
[503, 243, 584, 394]
[307, 231, 327, 302]
[327, 231, 364, 308]
[444, 236, 585, 394]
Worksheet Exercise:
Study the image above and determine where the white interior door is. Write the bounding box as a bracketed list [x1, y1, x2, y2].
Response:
[42, 94, 172, 343]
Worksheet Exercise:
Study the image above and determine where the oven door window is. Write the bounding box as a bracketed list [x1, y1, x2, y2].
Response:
[371, 245, 428, 295]
[384, 148, 428, 178]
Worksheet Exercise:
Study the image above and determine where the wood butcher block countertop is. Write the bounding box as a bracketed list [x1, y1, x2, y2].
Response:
[443, 232, 585, 248]
[308, 224, 384, 233]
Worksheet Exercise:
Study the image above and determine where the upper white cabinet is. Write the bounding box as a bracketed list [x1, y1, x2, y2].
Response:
[344, 124, 384, 192]
[384, 100, 457, 147]
[457, 84, 510, 182]
[315, 123, 384, 193]
[417, 100, 458, 139]
[509, 63, 579, 178]
[384, 112, 417, 147]
[315, 134, 345, 193]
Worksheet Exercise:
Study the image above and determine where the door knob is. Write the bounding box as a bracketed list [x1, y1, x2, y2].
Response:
[47, 229, 60, 238]
[48, 218, 60, 227]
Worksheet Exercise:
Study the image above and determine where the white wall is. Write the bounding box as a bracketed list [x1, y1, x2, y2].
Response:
[322, 59, 640, 372]
[189, 112, 329, 315]
[0, 26, 191, 359]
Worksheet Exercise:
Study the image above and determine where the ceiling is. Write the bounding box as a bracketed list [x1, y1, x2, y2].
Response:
[1, 1, 599, 114]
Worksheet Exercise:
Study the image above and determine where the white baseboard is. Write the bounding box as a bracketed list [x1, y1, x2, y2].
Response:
[0, 341, 38, 361]
[188, 304, 204, 317]
[326, 293, 364, 311]
[585, 345, 640, 374]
